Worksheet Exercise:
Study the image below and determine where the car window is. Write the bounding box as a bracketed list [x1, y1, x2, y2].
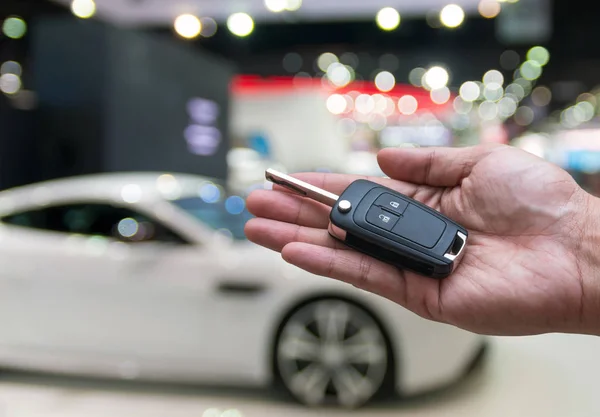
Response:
[172, 195, 253, 241]
[1, 203, 188, 244]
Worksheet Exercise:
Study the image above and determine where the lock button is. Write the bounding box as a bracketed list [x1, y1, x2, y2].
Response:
[366, 206, 399, 231]
[374, 193, 409, 215]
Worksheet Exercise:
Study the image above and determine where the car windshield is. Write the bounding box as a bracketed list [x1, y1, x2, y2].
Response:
[172, 195, 253, 241]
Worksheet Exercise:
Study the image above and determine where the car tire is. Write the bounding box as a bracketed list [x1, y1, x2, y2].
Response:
[274, 298, 394, 408]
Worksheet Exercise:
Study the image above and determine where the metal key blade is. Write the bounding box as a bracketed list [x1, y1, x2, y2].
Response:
[265, 169, 339, 207]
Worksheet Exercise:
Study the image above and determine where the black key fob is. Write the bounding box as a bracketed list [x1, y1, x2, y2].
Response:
[265, 170, 468, 280]
[329, 180, 468, 279]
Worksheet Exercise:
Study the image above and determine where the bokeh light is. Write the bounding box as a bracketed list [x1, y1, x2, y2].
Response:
[514, 106, 535, 126]
[71, 0, 96, 19]
[121, 184, 143, 204]
[2, 17, 27, 39]
[409, 67, 426, 87]
[478, 0, 501, 18]
[424, 66, 449, 90]
[376, 7, 401, 31]
[531, 86, 552, 107]
[0, 73, 21, 95]
[225, 196, 246, 215]
[374, 71, 396, 92]
[265, 0, 287, 12]
[398, 95, 418, 115]
[520, 60, 543, 80]
[200, 17, 218, 37]
[118, 218, 139, 238]
[440, 4, 465, 28]
[478, 101, 498, 120]
[459, 81, 481, 102]
[431, 87, 451, 104]
[317, 52, 338, 72]
[0, 61, 22, 76]
[227, 13, 254, 37]
[483, 69, 504, 86]
[326, 94, 347, 114]
[527, 46, 550, 66]
[174, 14, 202, 39]
[199, 183, 221, 203]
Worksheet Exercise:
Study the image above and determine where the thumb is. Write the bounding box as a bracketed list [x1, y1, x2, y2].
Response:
[377, 144, 502, 187]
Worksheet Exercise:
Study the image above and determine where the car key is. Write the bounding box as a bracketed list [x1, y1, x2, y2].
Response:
[265, 169, 468, 279]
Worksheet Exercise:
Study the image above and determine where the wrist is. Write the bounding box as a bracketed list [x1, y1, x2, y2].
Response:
[573, 190, 600, 335]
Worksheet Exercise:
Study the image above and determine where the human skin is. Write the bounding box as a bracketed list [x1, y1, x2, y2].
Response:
[244, 144, 600, 336]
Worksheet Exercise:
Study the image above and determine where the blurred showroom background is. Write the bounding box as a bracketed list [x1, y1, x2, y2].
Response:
[2, 0, 600, 416]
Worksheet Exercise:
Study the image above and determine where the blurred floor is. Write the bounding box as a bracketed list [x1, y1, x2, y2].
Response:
[1, 333, 600, 417]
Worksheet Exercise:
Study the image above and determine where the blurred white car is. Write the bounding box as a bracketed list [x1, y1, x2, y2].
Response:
[0, 173, 485, 408]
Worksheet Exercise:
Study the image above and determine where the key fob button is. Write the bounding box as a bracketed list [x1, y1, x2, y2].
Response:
[392, 204, 446, 248]
[366, 206, 399, 231]
[374, 193, 409, 215]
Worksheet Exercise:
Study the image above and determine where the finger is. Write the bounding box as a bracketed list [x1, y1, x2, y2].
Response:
[377, 144, 502, 187]
[244, 218, 347, 252]
[246, 189, 331, 229]
[281, 242, 443, 321]
[273, 172, 419, 198]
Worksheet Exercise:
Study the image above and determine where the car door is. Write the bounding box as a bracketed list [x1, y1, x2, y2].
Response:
[0, 200, 224, 374]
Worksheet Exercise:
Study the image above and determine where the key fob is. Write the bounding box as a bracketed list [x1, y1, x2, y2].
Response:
[329, 180, 468, 279]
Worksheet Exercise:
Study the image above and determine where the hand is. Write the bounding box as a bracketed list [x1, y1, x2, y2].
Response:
[245, 144, 600, 336]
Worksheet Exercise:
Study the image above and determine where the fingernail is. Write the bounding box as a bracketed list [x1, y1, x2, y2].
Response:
[397, 143, 420, 148]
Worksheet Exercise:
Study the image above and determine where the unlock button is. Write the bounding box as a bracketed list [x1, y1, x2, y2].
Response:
[366, 206, 399, 231]
[374, 193, 409, 215]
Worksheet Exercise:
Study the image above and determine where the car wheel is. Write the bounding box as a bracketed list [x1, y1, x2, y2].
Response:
[275, 298, 392, 408]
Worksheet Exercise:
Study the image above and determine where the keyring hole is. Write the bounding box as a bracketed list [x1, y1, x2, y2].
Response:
[449, 234, 465, 256]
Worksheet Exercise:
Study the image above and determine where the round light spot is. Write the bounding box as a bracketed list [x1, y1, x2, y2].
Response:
[514, 106, 535, 126]
[527, 46, 550, 66]
[483, 69, 504, 86]
[431, 87, 451, 104]
[409, 67, 426, 87]
[440, 4, 465, 28]
[0, 73, 21, 95]
[121, 184, 143, 204]
[483, 82, 503, 101]
[0, 61, 22, 76]
[200, 17, 218, 37]
[199, 183, 221, 203]
[531, 86, 552, 107]
[317, 52, 338, 72]
[174, 14, 202, 39]
[355, 94, 375, 114]
[459, 81, 481, 102]
[225, 196, 246, 215]
[520, 60, 543, 80]
[118, 218, 139, 238]
[326, 94, 347, 114]
[478, 0, 501, 18]
[2, 17, 27, 39]
[453, 96, 473, 114]
[374, 71, 396, 92]
[424, 66, 449, 90]
[478, 101, 498, 120]
[398, 95, 418, 115]
[227, 13, 254, 37]
[498, 96, 518, 118]
[71, 0, 96, 19]
[265, 0, 287, 12]
[376, 7, 401, 31]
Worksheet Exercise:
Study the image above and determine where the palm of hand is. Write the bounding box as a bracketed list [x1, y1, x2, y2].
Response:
[425, 146, 586, 335]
